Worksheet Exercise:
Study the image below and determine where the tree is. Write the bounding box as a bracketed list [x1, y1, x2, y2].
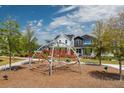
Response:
[20, 23, 39, 57]
[0, 17, 20, 70]
[92, 20, 105, 65]
[101, 12, 124, 80]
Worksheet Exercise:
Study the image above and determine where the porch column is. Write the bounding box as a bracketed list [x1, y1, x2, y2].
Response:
[67, 47, 71, 55]
[91, 49, 95, 57]
[81, 48, 83, 56]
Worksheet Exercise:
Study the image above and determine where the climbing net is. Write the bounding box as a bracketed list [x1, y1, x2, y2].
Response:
[29, 40, 82, 75]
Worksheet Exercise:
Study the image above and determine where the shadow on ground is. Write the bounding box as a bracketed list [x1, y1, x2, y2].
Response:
[30, 64, 80, 75]
[2, 66, 26, 71]
[89, 70, 124, 80]
[0, 59, 3, 62]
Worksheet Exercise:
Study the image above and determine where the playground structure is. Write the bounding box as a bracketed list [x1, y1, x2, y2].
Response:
[29, 40, 82, 75]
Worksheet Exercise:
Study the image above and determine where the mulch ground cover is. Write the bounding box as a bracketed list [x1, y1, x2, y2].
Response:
[0, 62, 124, 88]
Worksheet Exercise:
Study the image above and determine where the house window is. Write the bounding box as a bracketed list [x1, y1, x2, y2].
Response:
[65, 40, 67, 44]
[59, 40, 61, 43]
[78, 40, 80, 45]
[77, 39, 82, 46]
[84, 39, 91, 45]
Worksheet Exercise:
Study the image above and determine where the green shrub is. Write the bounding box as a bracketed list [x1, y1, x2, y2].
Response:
[104, 65, 108, 71]
[66, 58, 71, 62]
[102, 56, 114, 61]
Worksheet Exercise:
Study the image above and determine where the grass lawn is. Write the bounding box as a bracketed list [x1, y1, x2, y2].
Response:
[48, 57, 124, 65]
[0, 56, 24, 66]
[80, 58, 124, 65]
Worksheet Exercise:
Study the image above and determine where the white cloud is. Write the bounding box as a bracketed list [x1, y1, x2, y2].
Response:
[28, 19, 43, 27]
[22, 19, 44, 44]
[91, 23, 95, 29]
[49, 16, 76, 30]
[55, 5, 124, 23]
[48, 5, 124, 33]
[27, 19, 43, 32]
[48, 15, 84, 36]
[36, 31, 56, 44]
[30, 6, 124, 44]
[67, 5, 124, 22]
[37, 20, 43, 27]
[56, 5, 78, 14]
[66, 26, 83, 36]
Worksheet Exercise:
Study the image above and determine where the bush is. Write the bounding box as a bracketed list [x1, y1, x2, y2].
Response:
[3, 75, 8, 80]
[101, 56, 114, 61]
[104, 65, 108, 72]
[66, 58, 71, 63]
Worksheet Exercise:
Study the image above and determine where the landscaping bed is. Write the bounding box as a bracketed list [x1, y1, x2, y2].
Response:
[0, 62, 124, 88]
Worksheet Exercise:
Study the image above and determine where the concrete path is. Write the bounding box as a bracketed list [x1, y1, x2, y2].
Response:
[0, 56, 28, 59]
[1, 58, 124, 71]
[0, 58, 40, 70]
[82, 61, 124, 70]
[103, 64, 124, 70]
[0, 59, 29, 70]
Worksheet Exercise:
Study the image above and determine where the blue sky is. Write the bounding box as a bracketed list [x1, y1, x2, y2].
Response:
[0, 5, 124, 44]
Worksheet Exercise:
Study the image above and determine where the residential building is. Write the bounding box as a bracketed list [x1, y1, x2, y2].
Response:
[74, 35, 95, 56]
[53, 33, 75, 47]
[48, 33, 95, 57]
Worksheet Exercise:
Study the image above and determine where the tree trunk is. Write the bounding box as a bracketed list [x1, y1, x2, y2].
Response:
[99, 49, 102, 66]
[28, 39, 32, 69]
[99, 56, 102, 65]
[8, 31, 12, 70]
[119, 60, 122, 81]
[8, 38, 12, 70]
[29, 49, 32, 69]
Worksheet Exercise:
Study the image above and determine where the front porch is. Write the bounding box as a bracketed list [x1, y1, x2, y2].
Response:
[75, 47, 95, 57]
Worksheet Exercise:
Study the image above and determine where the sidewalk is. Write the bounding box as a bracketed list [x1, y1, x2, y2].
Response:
[0, 58, 43, 70]
[103, 64, 124, 70]
[0, 59, 29, 70]
[0, 56, 28, 60]
[83, 61, 124, 70]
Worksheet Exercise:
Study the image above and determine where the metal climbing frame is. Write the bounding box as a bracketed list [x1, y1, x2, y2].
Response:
[29, 40, 82, 75]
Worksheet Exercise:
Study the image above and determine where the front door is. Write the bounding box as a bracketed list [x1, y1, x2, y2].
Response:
[76, 49, 82, 56]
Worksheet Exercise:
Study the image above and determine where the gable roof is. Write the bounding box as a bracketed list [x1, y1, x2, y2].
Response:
[74, 36, 83, 40]
[81, 34, 95, 40]
[54, 34, 74, 41]
[54, 34, 95, 42]
[65, 34, 75, 40]
[54, 35, 60, 39]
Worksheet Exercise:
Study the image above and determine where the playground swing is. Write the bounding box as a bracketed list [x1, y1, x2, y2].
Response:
[29, 40, 82, 76]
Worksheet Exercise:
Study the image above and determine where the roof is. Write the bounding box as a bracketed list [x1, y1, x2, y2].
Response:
[65, 34, 75, 40]
[54, 35, 60, 39]
[54, 34, 95, 41]
[54, 34, 75, 40]
[74, 36, 83, 40]
[81, 35, 95, 40]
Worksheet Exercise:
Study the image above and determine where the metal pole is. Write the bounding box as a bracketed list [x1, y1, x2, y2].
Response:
[78, 58, 82, 74]
[49, 61, 52, 76]
[49, 45, 54, 76]
[29, 56, 32, 69]
[58, 42, 82, 74]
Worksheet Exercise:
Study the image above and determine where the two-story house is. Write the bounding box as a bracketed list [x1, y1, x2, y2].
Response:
[53, 33, 75, 47]
[74, 35, 95, 56]
[48, 33, 95, 57]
